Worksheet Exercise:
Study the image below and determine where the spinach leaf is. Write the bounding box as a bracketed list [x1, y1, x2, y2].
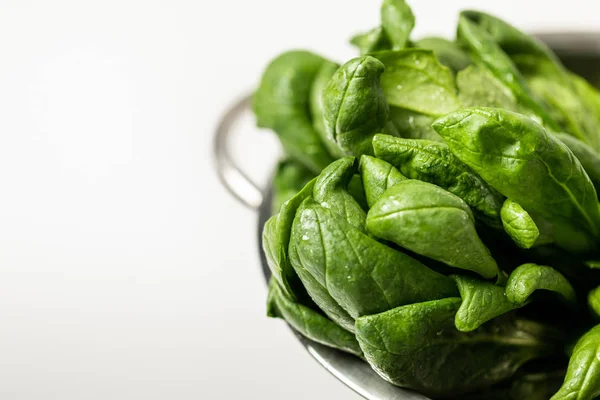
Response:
[501, 199, 545, 249]
[372, 134, 504, 226]
[588, 286, 600, 321]
[310, 60, 343, 158]
[323, 56, 389, 156]
[506, 263, 576, 306]
[312, 157, 367, 232]
[413, 37, 472, 73]
[380, 0, 414, 50]
[350, 27, 391, 56]
[253, 51, 335, 173]
[387, 107, 443, 142]
[555, 132, 600, 194]
[374, 49, 461, 116]
[433, 107, 600, 254]
[456, 15, 559, 131]
[267, 279, 363, 357]
[359, 155, 406, 208]
[457, 65, 519, 110]
[367, 180, 499, 279]
[272, 160, 315, 214]
[551, 324, 600, 400]
[347, 174, 369, 211]
[263, 179, 316, 301]
[355, 298, 556, 397]
[452, 275, 517, 332]
[290, 199, 458, 320]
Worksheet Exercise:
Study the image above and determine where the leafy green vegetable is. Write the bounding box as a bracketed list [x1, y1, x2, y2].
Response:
[372, 134, 504, 225]
[456, 15, 559, 130]
[380, 0, 414, 50]
[588, 286, 600, 321]
[253, 51, 335, 172]
[271, 160, 315, 213]
[310, 60, 343, 158]
[267, 279, 363, 357]
[312, 157, 367, 232]
[263, 179, 316, 300]
[255, 2, 600, 398]
[551, 324, 600, 400]
[413, 37, 472, 73]
[323, 56, 389, 156]
[355, 298, 556, 397]
[433, 107, 600, 253]
[501, 199, 542, 249]
[359, 155, 406, 207]
[505, 263, 576, 306]
[374, 49, 461, 116]
[367, 180, 499, 279]
[453, 275, 517, 332]
[554, 132, 600, 194]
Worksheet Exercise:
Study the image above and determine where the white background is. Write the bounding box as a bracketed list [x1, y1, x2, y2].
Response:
[0, 1, 598, 399]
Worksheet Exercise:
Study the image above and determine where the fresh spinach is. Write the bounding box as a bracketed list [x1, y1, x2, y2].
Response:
[505, 263, 576, 306]
[271, 160, 315, 214]
[323, 57, 389, 156]
[366, 180, 499, 279]
[433, 107, 600, 254]
[359, 155, 406, 208]
[551, 324, 600, 400]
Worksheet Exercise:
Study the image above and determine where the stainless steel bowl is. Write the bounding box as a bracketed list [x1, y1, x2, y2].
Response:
[214, 33, 600, 400]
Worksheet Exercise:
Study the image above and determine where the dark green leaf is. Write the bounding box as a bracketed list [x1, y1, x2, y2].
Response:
[555, 132, 600, 194]
[253, 51, 335, 173]
[359, 155, 406, 208]
[367, 180, 499, 279]
[588, 286, 600, 321]
[323, 56, 389, 156]
[374, 49, 461, 116]
[355, 298, 555, 397]
[551, 324, 600, 399]
[387, 106, 443, 142]
[372, 134, 504, 226]
[453, 275, 517, 332]
[312, 157, 367, 232]
[506, 263, 576, 306]
[263, 179, 316, 301]
[271, 160, 315, 214]
[433, 107, 600, 253]
[267, 279, 363, 357]
[290, 199, 458, 321]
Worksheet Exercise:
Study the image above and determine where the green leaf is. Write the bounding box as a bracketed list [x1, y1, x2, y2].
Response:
[456, 15, 559, 131]
[367, 180, 499, 279]
[387, 106, 443, 142]
[271, 160, 315, 214]
[350, 27, 391, 56]
[323, 56, 389, 156]
[506, 263, 576, 306]
[359, 155, 406, 208]
[588, 286, 600, 321]
[372, 134, 504, 226]
[309, 60, 343, 158]
[413, 36, 472, 73]
[453, 275, 518, 332]
[555, 132, 600, 194]
[501, 199, 541, 249]
[380, 0, 414, 50]
[551, 324, 600, 400]
[267, 279, 363, 357]
[312, 157, 367, 232]
[263, 179, 317, 301]
[433, 107, 600, 254]
[457, 65, 519, 110]
[355, 298, 555, 397]
[253, 51, 335, 172]
[290, 199, 458, 321]
[347, 174, 369, 211]
[374, 49, 461, 116]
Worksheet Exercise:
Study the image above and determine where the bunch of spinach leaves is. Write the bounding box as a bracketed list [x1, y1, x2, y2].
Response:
[254, 1, 600, 398]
